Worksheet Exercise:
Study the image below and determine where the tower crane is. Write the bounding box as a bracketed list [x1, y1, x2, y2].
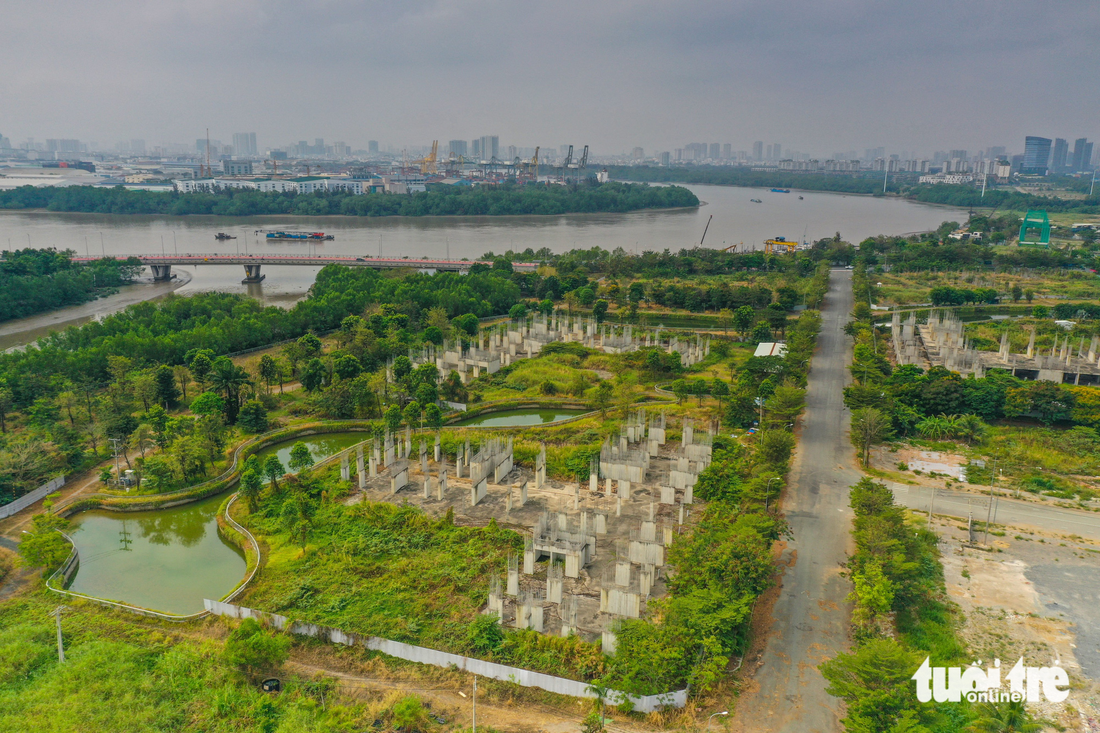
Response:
[561, 145, 573, 182]
[530, 146, 539, 178]
[578, 145, 588, 169]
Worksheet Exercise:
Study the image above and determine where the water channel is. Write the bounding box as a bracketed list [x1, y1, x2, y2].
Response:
[67, 493, 246, 615]
[0, 183, 959, 349]
[452, 408, 588, 427]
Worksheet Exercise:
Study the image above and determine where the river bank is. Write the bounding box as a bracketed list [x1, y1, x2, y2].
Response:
[0, 270, 192, 352]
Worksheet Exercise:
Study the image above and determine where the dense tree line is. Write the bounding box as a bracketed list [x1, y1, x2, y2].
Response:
[606, 165, 891, 194]
[858, 232, 1090, 271]
[0, 248, 143, 322]
[609, 164, 1100, 213]
[0, 180, 698, 217]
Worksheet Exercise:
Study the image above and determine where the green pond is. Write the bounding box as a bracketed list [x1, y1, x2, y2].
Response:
[68, 493, 246, 615]
[252, 431, 369, 473]
[452, 408, 588, 427]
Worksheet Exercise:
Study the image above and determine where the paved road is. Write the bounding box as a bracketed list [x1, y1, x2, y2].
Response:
[734, 270, 856, 732]
[890, 484, 1100, 541]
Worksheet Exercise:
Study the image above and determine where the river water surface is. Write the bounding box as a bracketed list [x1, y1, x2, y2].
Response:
[0, 183, 958, 348]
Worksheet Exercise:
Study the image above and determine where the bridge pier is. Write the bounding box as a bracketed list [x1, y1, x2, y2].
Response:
[150, 264, 174, 281]
[242, 264, 265, 284]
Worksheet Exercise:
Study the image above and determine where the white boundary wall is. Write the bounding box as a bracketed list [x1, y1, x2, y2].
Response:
[204, 599, 687, 712]
[0, 475, 65, 519]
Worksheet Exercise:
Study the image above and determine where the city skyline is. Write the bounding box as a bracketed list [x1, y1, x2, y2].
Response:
[2, 1, 1097, 156]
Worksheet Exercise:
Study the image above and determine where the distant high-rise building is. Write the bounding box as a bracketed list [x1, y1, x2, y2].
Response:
[722, 143, 731, 159]
[632, 147, 644, 160]
[949, 149, 968, 161]
[660, 151, 671, 166]
[46, 139, 81, 154]
[448, 140, 467, 157]
[233, 132, 257, 157]
[1022, 136, 1052, 175]
[753, 141, 763, 161]
[368, 140, 379, 154]
[1051, 138, 1068, 173]
[507, 145, 517, 160]
[986, 146, 1006, 159]
[773, 143, 781, 160]
[129, 139, 146, 155]
[765, 144, 773, 160]
[471, 139, 481, 159]
[708, 143, 719, 159]
[1071, 138, 1092, 171]
[479, 135, 499, 161]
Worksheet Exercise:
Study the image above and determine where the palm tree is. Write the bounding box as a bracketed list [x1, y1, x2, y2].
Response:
[967, 700, 1040, 732]
[955, 413, 988, 445]
[209, 358, 251, 424]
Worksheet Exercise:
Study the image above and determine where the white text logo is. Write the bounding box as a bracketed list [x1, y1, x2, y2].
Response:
[911, 657, 1069, 703]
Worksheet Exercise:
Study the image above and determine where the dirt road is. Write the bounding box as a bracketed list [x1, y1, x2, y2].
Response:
[733, 269, 856, 732]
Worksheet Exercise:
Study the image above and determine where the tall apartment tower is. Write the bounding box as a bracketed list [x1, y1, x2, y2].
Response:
[479, 135, 499, 161]
[1071, 138, 1092, 172]
[368, 140, 379, 154]
[708, 143, 719, 159]
[773, 143, 781, 160]
[1022, 136, 1052, 175]
[1051, 138, 1068, 173]
[233, 132, 257, 157]
[448, 140, 467, 157]
[752, 141, 763, 161]
[722, 143, 731, 159]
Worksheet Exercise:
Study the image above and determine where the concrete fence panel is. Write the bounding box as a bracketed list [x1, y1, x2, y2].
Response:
[204, 599, 686, 712]
[0, 475, 65, 520]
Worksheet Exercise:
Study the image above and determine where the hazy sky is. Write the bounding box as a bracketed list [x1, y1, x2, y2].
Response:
[2, 0, 1098, 157]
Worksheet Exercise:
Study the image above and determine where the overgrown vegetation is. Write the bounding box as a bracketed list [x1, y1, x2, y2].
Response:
[819, 478, 978, 732]
[0, 594, 369, 732]
[0, 248, 143, 323]
[0, 179, 698, 217]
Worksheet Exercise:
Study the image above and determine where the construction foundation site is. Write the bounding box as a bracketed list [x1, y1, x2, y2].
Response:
[891, 310, 1100, 385]
[334, 412, 714, 653]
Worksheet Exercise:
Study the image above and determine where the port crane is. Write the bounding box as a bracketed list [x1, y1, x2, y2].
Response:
[763, 237, 798, 255]
[419, 140, 439, 175]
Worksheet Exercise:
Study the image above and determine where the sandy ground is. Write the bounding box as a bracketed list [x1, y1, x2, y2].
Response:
[933, 514, 1100, 731]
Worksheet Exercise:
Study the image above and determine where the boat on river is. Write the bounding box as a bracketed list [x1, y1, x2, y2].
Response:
[750, 198, 762, 203]
[214, 232, 236, 240]
[771, 188, 791, 193]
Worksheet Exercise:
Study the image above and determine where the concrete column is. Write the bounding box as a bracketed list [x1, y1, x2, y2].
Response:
[150, 264, 173, 281]
[241, 264, 264, 283]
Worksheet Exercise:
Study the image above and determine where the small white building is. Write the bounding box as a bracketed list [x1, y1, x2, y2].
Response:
[753, 342, 788, 357]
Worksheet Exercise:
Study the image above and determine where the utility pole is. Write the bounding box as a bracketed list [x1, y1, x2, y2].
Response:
[108, 437, 123, 486]
[984, 457, 996, 545]
[928, 486, 936, 522]
[49, 606, 67, 663]
[471, 675, 477, 732]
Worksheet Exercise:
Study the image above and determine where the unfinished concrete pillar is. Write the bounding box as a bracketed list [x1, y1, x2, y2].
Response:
[506, 555, 519, 596]
[340, 452, 350, 481]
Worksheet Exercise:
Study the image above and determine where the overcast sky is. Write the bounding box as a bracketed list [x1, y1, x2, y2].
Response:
[2, 0, 1097, 157]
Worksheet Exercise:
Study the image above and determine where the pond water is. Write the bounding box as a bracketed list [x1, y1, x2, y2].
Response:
[67, 493, 246, 615]
[252, 431, 370, 472]
[452, 408, 588, 427]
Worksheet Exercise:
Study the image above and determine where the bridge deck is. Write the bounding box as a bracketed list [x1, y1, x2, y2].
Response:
[74, 255, 538, 273]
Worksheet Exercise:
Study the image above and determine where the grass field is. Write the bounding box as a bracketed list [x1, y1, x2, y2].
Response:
[0, 592, 369, 733]
[875, 268, 1100, 307]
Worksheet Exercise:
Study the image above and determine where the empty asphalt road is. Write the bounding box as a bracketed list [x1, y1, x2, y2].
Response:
[734, 269, 856, 733]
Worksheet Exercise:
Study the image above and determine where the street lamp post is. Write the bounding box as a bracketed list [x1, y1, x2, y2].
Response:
[765, 477, 779, 512]
[704, 711, 729, 731]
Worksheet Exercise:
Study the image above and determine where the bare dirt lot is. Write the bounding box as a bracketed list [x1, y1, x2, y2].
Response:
[932, 513, 1100, 731]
